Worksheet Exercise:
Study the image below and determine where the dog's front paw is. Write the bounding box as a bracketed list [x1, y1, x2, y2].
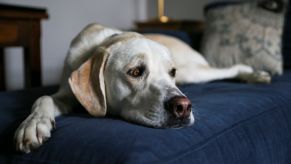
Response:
[237, 70, 272, 84]
[254, 71, 271, 83]
[246, 71, 271, 83]
[14, 113, 55, 153]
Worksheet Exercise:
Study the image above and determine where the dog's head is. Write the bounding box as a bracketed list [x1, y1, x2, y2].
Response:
[69, 32, 194, 128]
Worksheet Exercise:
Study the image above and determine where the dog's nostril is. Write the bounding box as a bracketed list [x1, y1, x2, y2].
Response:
[176, 105, 184, 113]
[187, 104, 192, 111]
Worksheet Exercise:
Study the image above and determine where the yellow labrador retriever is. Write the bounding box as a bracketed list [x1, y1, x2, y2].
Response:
[14, 24, 269, 153]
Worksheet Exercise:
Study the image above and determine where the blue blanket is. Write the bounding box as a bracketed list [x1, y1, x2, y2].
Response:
[1, 71, 291, 164]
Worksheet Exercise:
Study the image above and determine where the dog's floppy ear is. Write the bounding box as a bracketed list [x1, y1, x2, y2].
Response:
[68, 48, 109, 117]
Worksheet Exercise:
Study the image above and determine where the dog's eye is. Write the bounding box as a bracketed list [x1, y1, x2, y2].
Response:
[127, 66, 145, 78]
[170, 68, 176, 77]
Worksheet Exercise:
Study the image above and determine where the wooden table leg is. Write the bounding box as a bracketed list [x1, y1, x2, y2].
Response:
[24, 46, 41, 88]
[0, 48, 5, 90]
[24, 21, 42, 88]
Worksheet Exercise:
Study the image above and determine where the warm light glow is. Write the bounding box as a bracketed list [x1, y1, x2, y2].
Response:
[158, 0, 169, 23]
[160, 16, 169, 23]
[158, 0, 164, 18]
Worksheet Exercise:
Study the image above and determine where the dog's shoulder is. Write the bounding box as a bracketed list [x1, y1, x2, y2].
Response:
[66, 23, 122, 70]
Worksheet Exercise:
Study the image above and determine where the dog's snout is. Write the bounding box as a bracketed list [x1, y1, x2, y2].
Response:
[165, 96, 192, 119]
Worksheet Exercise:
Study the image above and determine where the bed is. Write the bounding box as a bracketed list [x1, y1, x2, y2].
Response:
[0, 70, 290, 164]
[1, 1, 291, 163]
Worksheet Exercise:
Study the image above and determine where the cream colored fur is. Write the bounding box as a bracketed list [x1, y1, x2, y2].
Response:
[14, 23, 269, 153]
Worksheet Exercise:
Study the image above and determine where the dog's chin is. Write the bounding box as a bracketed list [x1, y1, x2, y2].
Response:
[124, 116, 194, 129]
[143, 116, 194, 129]
[163, 117, 194, 128]
[160, 112, 195, 128]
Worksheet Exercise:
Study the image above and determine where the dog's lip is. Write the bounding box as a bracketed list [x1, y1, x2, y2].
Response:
[165, 117, 193, 128]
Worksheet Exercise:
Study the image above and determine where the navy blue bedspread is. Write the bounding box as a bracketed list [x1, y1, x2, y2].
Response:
[0, 71, 291, 164]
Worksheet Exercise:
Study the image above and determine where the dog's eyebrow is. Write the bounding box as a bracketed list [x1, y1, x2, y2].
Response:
[123, 56, 147, 73]
[109, 33, 119, 38]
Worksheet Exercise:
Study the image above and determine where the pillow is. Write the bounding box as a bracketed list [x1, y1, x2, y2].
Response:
[201, 1, 286, 75]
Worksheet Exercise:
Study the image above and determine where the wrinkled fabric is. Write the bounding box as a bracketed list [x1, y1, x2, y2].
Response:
[0, 71, 291, 164]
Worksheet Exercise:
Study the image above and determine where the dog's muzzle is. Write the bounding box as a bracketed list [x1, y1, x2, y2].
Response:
[165, 96, 192, 119]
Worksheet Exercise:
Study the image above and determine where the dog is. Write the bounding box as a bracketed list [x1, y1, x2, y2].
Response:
[14, 24, 270, 153]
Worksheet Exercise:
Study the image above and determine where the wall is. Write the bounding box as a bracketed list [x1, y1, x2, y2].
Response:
[147, 0, 208, 21]
[1, 0, 147, 90]
[1, 0, 209, 90]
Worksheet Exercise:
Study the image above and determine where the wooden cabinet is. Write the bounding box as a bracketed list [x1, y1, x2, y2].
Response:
[136, 20, 205, 50]
[136, 20, 204, 32]
[0, 4, 48, 90]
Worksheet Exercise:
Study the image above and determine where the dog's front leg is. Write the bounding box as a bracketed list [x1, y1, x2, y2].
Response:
[14, 96, 57, 153]
[14, 85, 75, 153]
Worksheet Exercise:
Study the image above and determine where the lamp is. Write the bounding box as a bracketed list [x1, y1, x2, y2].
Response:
[157, 0, 169, 23]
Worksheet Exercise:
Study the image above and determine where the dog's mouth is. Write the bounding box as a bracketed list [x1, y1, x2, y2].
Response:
[117, 94, 194, 128]
[142, 118, 193, 129]
[143, 110, 195, 129]
[163, 114, 194, 128]
[120, 108, 194, 129]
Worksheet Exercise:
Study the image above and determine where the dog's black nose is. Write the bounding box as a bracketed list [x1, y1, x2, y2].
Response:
[165, 96, 192, 119]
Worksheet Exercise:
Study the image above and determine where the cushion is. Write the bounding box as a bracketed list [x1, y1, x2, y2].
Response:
[1, 70, 291, 163]
[201, 1, 286, 75]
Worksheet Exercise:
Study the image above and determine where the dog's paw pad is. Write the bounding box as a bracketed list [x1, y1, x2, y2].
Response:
[238, 70, 272, 83]
[252, 71, 271, 83]
[14, 114, 54, 153]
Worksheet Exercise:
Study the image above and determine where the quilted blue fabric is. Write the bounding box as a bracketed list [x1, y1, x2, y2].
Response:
[0, 71, 291, 164]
